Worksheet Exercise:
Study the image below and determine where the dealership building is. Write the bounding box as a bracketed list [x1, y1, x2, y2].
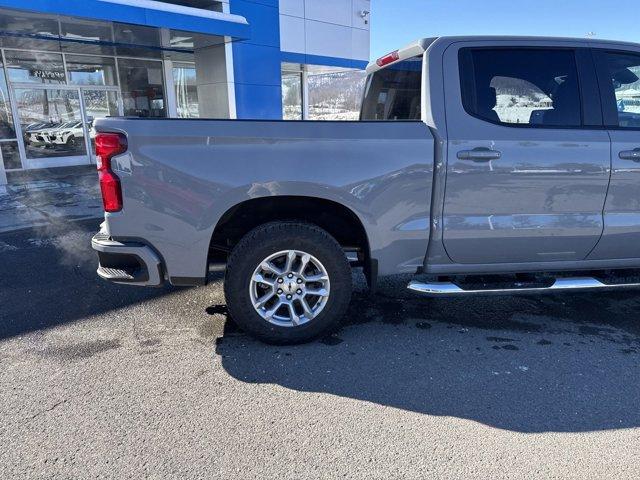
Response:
[0, 0, 371, 185]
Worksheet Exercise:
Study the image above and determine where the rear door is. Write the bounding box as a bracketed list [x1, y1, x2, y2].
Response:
[589, 48, 640, 259]
[441, 42, 611, 264]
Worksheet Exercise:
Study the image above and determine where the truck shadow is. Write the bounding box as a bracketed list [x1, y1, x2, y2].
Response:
[4, 220, 640, 434]
[214, 280, 640, 434]
[0, 219, 180, 339]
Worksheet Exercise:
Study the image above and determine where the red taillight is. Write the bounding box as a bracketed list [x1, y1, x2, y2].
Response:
[376, 50, 400, 67]
[95, 132, 127, 213]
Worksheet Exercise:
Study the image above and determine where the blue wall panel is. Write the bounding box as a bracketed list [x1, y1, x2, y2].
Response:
[230, 0, 282, 119]
[232, 43, 282, 87]
[234, 84, 283, 120]
[229, 0, 279, 47]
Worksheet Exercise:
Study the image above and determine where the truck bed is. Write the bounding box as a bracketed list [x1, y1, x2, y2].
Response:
[95, 118, 434, 283]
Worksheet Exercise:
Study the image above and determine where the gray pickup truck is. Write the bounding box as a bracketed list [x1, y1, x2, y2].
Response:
[92, 36, 640, 344]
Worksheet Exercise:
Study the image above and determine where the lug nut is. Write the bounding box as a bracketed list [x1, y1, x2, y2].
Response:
[288, 273, 294, 279]
[296, 289, 302, 295]
[286, 294, 292, 300]
[296, 278, 303, 284]
[277, 278, 284, 284]
[277, 289, 283, 294]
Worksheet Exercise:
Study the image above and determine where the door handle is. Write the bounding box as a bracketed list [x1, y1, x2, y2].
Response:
[457, 147, 501, 162]
[619, 148, 640, 161]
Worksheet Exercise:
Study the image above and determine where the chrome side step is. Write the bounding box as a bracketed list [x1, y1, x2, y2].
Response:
[408, 276, 640, 296]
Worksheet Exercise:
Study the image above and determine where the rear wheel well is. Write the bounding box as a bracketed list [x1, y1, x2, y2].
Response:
[209, 196, 370, 268]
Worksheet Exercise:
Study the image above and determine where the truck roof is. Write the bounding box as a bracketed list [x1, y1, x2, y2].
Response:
[365, 35, 640, 75]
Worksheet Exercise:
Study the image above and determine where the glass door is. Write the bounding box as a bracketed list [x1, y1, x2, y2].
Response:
[10, 84, 121, 168]
[13, 85, 88, 168]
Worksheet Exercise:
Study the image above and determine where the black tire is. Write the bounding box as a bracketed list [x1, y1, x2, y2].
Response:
[224, 222, 352, 345]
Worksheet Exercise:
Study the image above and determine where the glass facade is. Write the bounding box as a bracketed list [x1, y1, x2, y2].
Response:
[66, 55, 117, 86]
[0, 7, 219, 172]
[5, 50, 66, 84]
[308, 70, 366, 121]
[0, 52, 17, 169]
[173, 64, 199, 118]
[281, 70, 303, 120]
[118, 58, 166, 118]
[15, 88, 86, 159]
[281, 64, 366, 121]
[0, 61, 15, 139]
[0, 46, 169, 169]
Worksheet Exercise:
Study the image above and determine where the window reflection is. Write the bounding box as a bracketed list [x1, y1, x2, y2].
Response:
[1, 141, 21, 169]
[0, 66, 15, 139]
[282, 71, 302, 120]
[118, 58, 166, 117]
[601, 52, 640, 129]
[14, 88, 86, 159]
[5, 50, 66, 84]
[173, 64, 199, 118]
[308, 70, 366, 120]
[0, 9, 61, 51]
[113, 23, 162, 49]
[59, 18, 113, 43]
[66, 55, 117, 86]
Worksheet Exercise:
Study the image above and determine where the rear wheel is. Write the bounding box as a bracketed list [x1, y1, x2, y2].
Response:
[224, 222, 352, 344]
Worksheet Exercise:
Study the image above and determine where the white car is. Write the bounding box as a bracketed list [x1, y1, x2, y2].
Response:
[45, 121, 86, 149]
[24, 122, 58, 147]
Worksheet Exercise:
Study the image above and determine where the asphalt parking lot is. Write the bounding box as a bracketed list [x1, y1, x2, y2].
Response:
[1, 218, 640, 479]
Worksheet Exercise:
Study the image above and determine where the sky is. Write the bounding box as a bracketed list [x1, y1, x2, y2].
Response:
[370, 0, 640, 59]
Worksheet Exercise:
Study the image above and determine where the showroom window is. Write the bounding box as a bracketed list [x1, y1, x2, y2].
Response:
[282, 64, 366, 121]
[173, 64, 199, 118]
[4, 50, 66, 84]
[282, 70, 303, 120]
[118, 58, 166, 117]
[0, 55, 19, 170]
[308, 70, 366, 120]
[66, 55, 117, 86]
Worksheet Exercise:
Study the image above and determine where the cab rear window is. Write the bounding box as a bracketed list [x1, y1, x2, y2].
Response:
[360, 56, 422, 121]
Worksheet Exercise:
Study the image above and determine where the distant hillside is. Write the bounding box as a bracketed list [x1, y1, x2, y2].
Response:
[308, 71, 367, 120]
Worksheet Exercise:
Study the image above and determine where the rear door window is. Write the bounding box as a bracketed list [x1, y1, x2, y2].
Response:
[459, 48, 583, 127]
